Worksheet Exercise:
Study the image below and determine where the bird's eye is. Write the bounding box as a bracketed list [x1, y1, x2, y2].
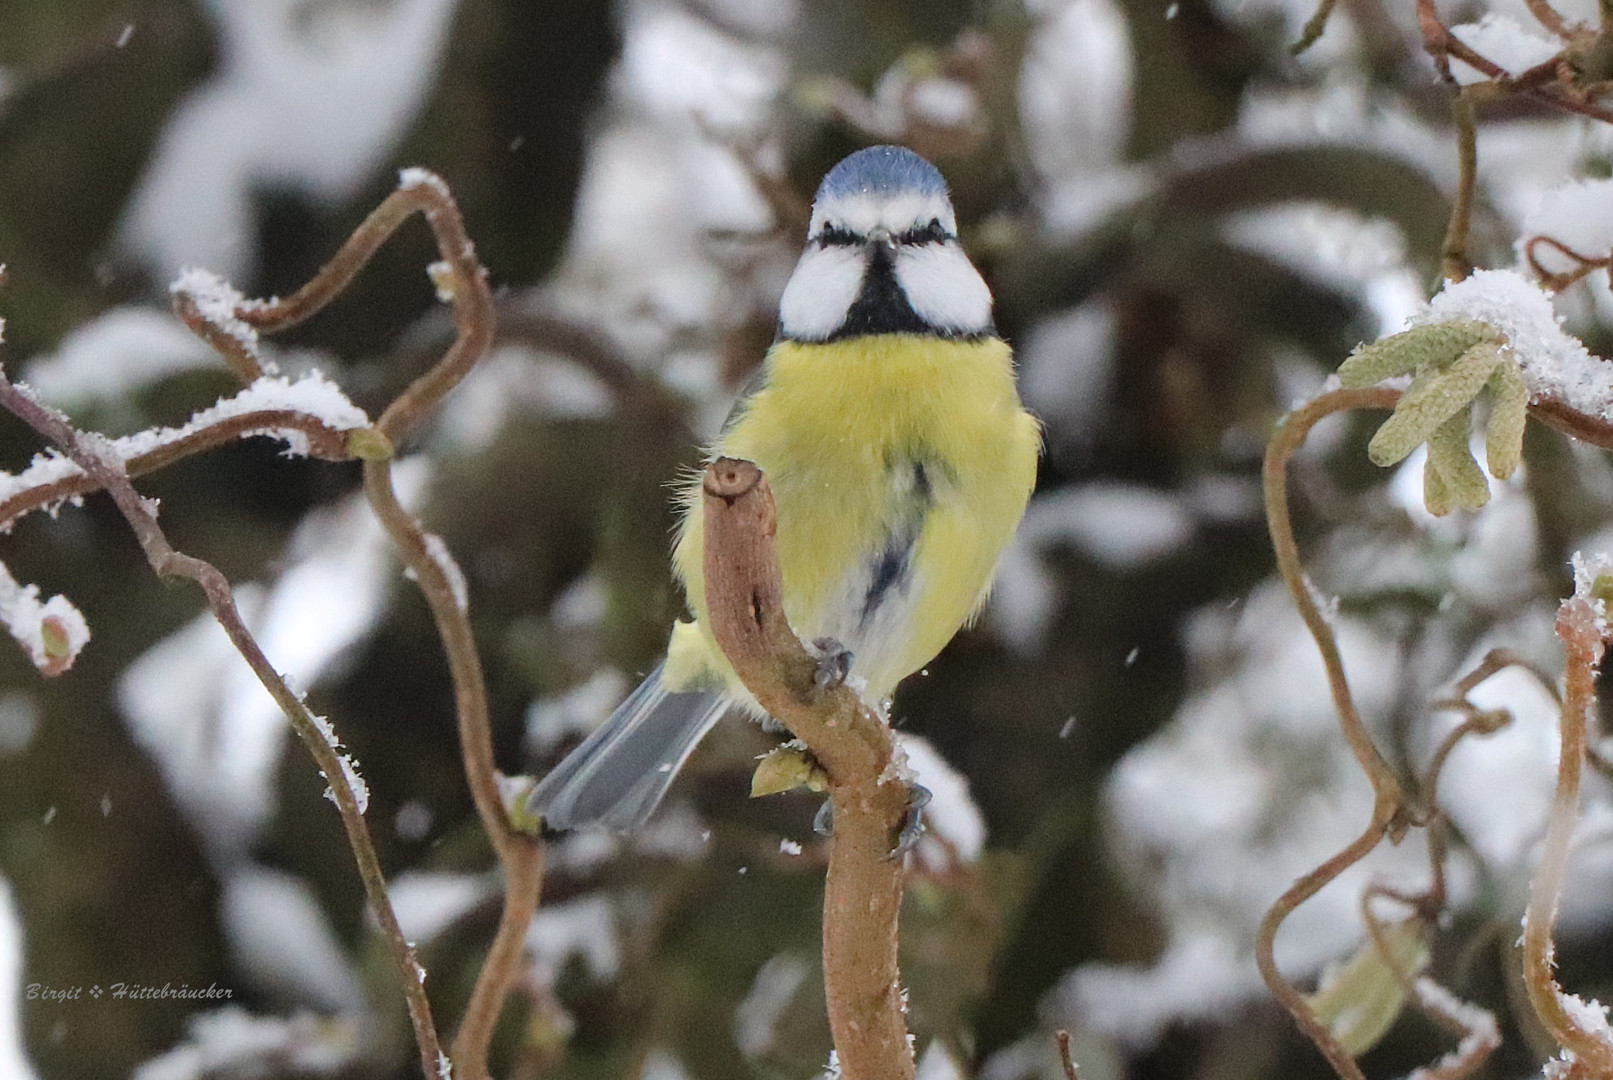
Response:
[817, 224, 861, 247]
[897, 218, 951, 246]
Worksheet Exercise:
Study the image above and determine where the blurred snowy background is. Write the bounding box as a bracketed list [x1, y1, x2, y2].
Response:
[4, 0, 1613, 1077]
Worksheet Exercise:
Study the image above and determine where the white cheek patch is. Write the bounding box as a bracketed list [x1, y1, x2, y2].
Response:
[778, 246, 866, 340]
[892, 244, 993, 335]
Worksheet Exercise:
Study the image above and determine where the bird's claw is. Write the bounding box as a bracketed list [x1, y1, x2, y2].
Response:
[891, 784, 932, 859]
[811, 783, 933, 859]
[813, 797, 835, 837]
[810, 637, 853, 690]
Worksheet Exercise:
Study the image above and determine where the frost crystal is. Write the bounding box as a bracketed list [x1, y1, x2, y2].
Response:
[399, 166, 451, 198]
[310, 714, 369, 814]
[170, 268, 270, 370]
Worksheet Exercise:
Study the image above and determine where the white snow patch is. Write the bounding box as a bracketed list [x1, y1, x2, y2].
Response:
[1019, 0, 1134, 198]
[1420, 269, 1604, 418]
[132, 1007, 356, 1080]
[916, 1041, 966, 1080]
[386, 871, 494, 944]
[1222, 203, 1425, 338]
[1017, 301, 1118, 451]
[118, 461, 426, 858]
[618, 3, 784, 132]
[420, 534, 468, 613]
[733, 953, 810, 1059]
[899, 734, 986, 870]
[1519, 178, 1613, 274]
[1449, 16, 1562, 85]
[0, 876, 39, 1080]
[526, 896, 620, 981]
[0, 693, 37, 756]
[220, 865, 363, 1012]
[119, 0, 458, 279]
[308, 713, 368, 814]
[526, 669, 631, 756]
[22, 307, 222, 406]
[1057, 579, 1427, 1046]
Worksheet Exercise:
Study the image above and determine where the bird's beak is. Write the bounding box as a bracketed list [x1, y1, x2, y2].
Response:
[868, 226, 893, 250]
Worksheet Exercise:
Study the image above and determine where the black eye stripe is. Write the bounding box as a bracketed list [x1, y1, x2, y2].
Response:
[897, 218, 952, 246]
[817, 224, 861, 247]
[815, 218, 954, 248]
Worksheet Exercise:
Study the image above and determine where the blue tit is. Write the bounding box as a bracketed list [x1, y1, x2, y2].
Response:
[529, 144, 1041, 831]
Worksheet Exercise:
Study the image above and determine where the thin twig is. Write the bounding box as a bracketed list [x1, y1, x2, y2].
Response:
[701, 458, 913, 1080]
[1055, 1030, 1081, 1080]
[1520, 596, 1613, 1073]
[0, 408, 355, 532]
[1255, 819, 1388, 1080]
[1263, 387, 1406, 805]
[1259, 386, 1415, 1078]
[1292, 0, 1340, 56]
[167, 169, 525, 1080]
[0, 372, 446, 1078]
[1442, 92, 1479, 283]
[224, 175, 495, 447]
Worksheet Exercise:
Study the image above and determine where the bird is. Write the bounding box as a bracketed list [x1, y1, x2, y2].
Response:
[528, 144, 1041, 832]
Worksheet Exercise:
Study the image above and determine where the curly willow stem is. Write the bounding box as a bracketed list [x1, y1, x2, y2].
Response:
[1521, 598, 1613, 1074]
[0, 375, 447, 1076]
[1258, 386, 1409, 1079]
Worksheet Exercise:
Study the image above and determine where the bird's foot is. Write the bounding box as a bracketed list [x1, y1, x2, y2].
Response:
[810, 783, 933, 859]
[891, 784, 933, 859]
[813, 797, 835, 837]
[809, 637, 853, 690]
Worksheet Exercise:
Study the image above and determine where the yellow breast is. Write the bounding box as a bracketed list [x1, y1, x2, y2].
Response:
[669, 334, 1040, 702]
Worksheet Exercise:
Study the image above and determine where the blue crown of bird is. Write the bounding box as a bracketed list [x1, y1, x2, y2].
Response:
[527, 145, 1041, 833]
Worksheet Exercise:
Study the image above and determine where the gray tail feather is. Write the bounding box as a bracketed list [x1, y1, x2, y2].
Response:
[527, 663, 730, 832]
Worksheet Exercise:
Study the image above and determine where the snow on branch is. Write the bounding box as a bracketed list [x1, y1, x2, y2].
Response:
[0, 371, 370, 529]
[0, 558, 89, 676]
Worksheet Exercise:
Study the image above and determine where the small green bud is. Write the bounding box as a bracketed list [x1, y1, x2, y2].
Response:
[1337, 320, 1495, 390]
[345, 427, 394, 461]
[1593, 574, 1613, 612]
[1368, 341, 1502, 467]
[499, 774, 545, 836]
[752, 744, 829, 797]
[1484, 359, 1528, 481]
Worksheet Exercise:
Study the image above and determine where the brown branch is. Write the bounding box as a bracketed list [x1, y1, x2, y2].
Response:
[93, 169, 519, 1080]
[1524, 235, 1609, 292]
[0, 372, 446, 1079]
[1055, 1031, 1081, 1080]
[0, 409, 355, 532]
[363, 459, 541, 1080]
[224, 172, 495, 447]
[1259, 386, 1418, 1078]
[172, 291, 263, 383]
[1264, 387, 1406, 805]
[1521, 595, 1613, 1073]
[701, 458, 913, 1080]
[1443, 92, 1479, 283]
[1255, 819, 1389, 1080]
[1529, 395, 1613, 450]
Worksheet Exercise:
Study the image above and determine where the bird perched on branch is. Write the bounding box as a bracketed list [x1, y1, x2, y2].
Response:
[529, 144, 1040, 831]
